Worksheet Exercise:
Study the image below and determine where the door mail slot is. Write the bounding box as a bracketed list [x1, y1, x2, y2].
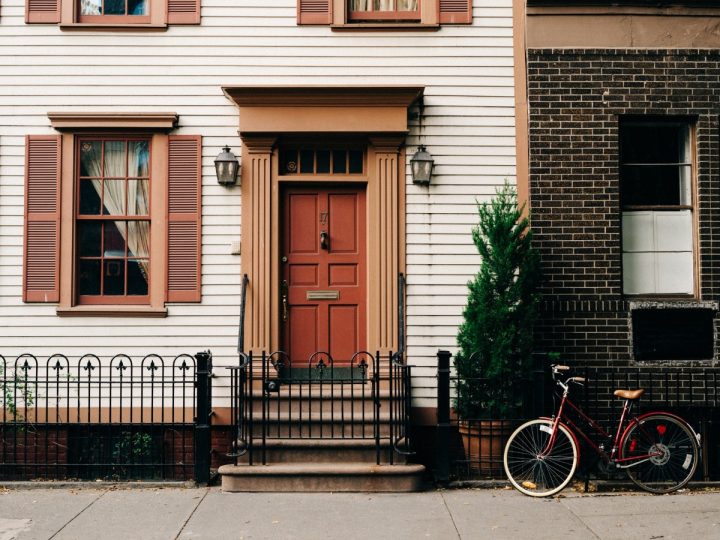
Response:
[307, 290, 340, 300]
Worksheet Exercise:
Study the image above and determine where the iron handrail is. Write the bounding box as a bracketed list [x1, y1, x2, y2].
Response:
[237, 274, 249, 354]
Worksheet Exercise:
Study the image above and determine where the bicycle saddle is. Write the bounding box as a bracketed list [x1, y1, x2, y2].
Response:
[613, 389, 645, 400]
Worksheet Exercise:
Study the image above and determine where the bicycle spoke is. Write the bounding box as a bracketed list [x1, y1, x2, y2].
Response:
[622, 414, 698, 494]
[504, 420, 577, 497]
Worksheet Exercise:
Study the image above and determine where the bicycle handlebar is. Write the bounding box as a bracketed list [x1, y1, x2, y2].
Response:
[550, 364, 588, 389]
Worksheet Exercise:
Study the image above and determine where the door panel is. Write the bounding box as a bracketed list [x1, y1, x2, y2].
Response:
[329, 264, 357, 286]
[282, 186, 366, 366]
[329, 305, 358, 361]
[328, 194, 357, 253]
[289, 264, 318, 286]
[288, 194, 318, 254]
[288, 305, 318, 362]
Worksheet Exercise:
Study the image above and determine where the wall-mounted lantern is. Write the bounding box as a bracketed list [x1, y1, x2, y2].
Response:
[410, 145, 434, 186]
[214, 146, 240, 186]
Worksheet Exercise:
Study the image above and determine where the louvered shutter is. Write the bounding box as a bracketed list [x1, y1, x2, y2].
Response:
[168, 0, 201, 25]
[23, 136, 61, 303]
[439, 0, 472, 24]
[168, 135, 202, 302]
[297, 0, 331, 25]
[26, 0, 60, 23]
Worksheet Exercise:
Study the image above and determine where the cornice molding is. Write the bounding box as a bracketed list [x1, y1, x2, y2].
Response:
[48, 112, 179, 131]
[223, 86, 424, 108]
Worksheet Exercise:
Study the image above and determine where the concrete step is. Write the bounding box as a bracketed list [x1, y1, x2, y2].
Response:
[234, 438, 403, 464]
[243, 378, 400, 394]
[219, 463, 426, 492]
[248, 395, 402, 415]
[246, 413, 398, 438]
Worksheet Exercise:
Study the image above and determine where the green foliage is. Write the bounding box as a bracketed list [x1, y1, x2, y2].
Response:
[112, 432, 155, 463]
[454, 183, 540, 419]
[0, 365, 35, 421]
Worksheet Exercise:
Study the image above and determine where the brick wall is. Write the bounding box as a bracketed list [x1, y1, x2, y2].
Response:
[527, 49, 720, 369]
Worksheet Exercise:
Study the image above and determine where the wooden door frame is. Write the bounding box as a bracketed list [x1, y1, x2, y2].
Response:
[241, 136, 406, 356]
[228, 86, 421, 356]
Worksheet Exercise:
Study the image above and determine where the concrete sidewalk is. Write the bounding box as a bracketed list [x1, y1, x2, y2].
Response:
[0, 485, 718, 540]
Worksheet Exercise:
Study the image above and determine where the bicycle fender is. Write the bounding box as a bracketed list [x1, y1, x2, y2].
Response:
[619, 411, 702, 458]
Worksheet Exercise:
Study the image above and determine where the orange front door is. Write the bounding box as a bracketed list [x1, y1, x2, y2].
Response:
[281, 185, 367, 365]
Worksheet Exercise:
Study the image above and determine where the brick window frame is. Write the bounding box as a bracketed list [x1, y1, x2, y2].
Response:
[23, 113, 202, 317]
[620, 118, 697, 297]
[297, 0, 472, 28]
[26, 0, 200, 27]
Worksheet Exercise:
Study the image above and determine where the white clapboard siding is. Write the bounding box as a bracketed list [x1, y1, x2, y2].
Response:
[0, 0, 515, 409]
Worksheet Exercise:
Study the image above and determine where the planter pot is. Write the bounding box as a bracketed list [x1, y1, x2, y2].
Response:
[458, 420, 511, 477]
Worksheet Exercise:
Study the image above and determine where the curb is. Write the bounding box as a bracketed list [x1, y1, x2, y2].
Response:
[0, 480, 198, 490]
[448, 479, 720, 493]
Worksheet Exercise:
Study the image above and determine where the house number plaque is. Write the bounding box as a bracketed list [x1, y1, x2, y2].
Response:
[307, 290, 340, 300]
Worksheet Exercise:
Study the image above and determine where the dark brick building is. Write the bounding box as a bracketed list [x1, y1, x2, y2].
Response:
[529, 48, 720, 367]
[522, 3, 720, 369]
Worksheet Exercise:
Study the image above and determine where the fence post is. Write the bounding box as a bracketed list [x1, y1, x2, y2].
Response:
[532, 353, 546, 417]
[436, 349, 451, 486]
[195, 351, 212, 485]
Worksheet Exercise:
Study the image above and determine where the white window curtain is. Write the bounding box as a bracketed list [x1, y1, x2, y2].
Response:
[81, 141, 150, 280]
[350, 0, 417, 11]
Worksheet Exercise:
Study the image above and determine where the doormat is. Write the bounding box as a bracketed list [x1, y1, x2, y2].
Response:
[277, 366, 368, 383]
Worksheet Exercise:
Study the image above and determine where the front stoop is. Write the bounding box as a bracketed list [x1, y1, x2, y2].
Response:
[219, 463, 426, 492]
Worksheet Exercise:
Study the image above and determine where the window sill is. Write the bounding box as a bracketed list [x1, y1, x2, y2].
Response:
[59, 23, 168, 31]
[57, 306, 168, 318]
[331, 23, 439, 31]
[629, 299, 718, 310]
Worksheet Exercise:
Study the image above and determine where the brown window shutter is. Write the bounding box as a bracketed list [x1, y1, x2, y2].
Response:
[26, 0, 60, 23]
[168, 135, 202, 303]
[23, 136, 61, 303]
[297, 0, 331, 25]
[167, 0, 200, 25]
[439, 0, 472, 24]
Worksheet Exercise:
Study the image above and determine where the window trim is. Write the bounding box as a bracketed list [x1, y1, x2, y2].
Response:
[49, 113, 178, 316]
[59, 131, 167, 314]
[620, 117, 699, 298]
[60, 0, 167, 28]
[333, 0, 439, 28]
[74, 135, 153, 306]
[347, 1, 421, 22]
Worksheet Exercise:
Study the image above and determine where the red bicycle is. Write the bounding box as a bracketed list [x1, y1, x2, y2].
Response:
[504, 364, 701, 497]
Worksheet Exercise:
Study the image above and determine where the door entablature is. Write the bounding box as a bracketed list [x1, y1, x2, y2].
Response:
[225, 86, 423, 355]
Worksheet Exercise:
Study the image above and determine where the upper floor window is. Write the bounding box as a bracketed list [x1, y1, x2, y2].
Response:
[348, 0, 419, 21]
[26, 0, 199, 27]
[79, 0, 150, 22]
[296, 0, 471, 27]
[621, 119, 695, 296]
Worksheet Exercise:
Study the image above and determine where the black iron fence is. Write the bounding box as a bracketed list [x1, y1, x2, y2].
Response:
[436, 350, 720, 484]
[435, 350, 540, 483]
[228, 350, 412, 465]
[0, 351, 212, 483]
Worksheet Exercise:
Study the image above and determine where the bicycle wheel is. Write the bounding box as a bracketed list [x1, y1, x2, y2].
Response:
[621, 414, 699, 494]
[504, 419, 578, 497]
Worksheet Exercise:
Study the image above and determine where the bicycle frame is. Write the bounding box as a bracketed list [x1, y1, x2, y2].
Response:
[542, 386, 667, 469]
